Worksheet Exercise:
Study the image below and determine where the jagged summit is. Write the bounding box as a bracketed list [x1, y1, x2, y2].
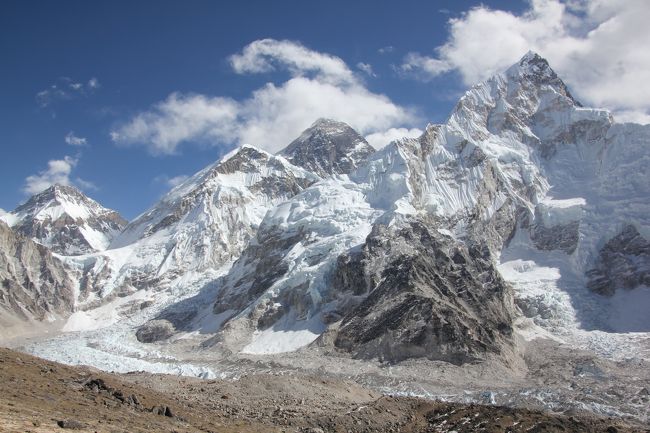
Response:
[1, 184, 127, 255]
[279, 118, 375, 177]
[508, 51, 581, 106]
[98, 144, 319, 299]
[447, 51, 596, 146]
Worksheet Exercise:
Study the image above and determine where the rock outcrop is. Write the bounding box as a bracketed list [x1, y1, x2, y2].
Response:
[0, 221, 76, 329]
[587, 225, 650, 296]
[279, 118, 375, 177]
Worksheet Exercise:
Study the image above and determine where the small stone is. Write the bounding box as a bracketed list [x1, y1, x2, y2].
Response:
[57, 419, 85, 429]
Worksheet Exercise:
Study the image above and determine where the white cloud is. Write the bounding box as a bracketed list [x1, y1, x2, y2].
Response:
[0, 208, 6, 217]
[111, 93, 239, 155]
[36, 77, 100, 107]
[229, 38, 355, 85]
[356, 62, 376, 77]
[399, 0, 650, 121]
[65, 131, 88, 146]
[74, 178, 98, 191]
[365, 127, 423, 150]
[399, 53, 452, 81]
[23, 156, 95, 195]
[112, 39, 418, 154]
[154, 174, 189, 189]
[378, 46, 394, 54]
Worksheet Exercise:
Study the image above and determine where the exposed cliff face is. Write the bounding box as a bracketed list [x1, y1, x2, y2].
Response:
[0, 221, 76, 330]
[68, 145, 319, 304]
[1, 185, 127, 256]
[587, 225, 650, 296]
[332, 219, 515, 364]
[279, 118, 375, 177]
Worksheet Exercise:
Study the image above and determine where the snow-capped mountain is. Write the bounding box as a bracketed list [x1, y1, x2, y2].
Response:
[0, 221, 76, 334]
[205, 51, 650, 359]
[2, 52, 649, 372]
[279, 118, 376, 177]
[0, 185, 127, 256]
[67, 145, 319, 305]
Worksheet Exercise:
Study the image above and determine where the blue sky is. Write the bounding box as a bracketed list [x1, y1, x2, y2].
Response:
[1, 0, 647, 219]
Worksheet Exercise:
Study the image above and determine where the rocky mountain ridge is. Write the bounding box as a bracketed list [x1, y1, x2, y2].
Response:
[0, 184, 127, 256]
[1, 52, 649, 372]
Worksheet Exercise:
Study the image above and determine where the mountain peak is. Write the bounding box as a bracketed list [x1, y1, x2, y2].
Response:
[279, 119, 375, 177]
[310, 118, 347, 129]
[33, 183, 85, 202]
[507, 51, 581, 106]
[4, 184, 127, 255]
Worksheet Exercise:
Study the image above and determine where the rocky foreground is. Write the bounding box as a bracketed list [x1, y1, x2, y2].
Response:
[1, 348, 646, 433]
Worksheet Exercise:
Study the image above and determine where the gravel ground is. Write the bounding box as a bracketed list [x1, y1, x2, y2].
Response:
[1, 347, 648, 433]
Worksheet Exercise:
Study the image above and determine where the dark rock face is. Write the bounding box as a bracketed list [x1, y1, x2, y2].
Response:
[530, 221, 580, 254]
[332, 220, 515, 364]
[0, 221, 75, 327]
[279, 118, 375, 177]
[135, 320, 176, 343]
[213, 226, 306, 316]
[587, 225, 650, 296]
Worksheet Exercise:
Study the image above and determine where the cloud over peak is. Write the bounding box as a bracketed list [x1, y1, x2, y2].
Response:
[399, 0, 650, 122]
[229, 38, 356, 85]
[112, 39, 418, 154]
[23, 156, 96, 195]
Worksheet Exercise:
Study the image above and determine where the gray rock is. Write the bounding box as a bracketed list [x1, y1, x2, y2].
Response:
[0, 221, 76, 327]
[57, 419, 85, 429]
[586, 225, 650, 296]
[135, 319, 176, 343]
[279, 118, 375, 177]
[530, 220, 580, 254]
[332, 219, 515, 365]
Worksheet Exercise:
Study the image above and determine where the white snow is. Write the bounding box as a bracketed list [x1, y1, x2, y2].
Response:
[242, 315, 325, 355]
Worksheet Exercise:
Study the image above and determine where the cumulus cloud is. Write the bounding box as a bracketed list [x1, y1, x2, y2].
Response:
[36, 77, 100, 107]
[399, 0, 650, 122]
[112, 39, 418, 154]
[365, 127, 423, 150]
[111, 93, 239, 155]
[399, 53, 452, 81]
[23, 156, 94, 195]
[356, 62, 376, 77]
[65, 131, 88, 146]
[0, 208, 6, 217]
[229, 38, 355, 85]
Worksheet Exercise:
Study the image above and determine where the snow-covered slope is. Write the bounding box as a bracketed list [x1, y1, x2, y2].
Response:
[0, 185, 127, 255]
[279, 118, 375, 177]
[204, 52, 650, 360]
[68, 145, 319, 305]
[6, 52, 649, 373]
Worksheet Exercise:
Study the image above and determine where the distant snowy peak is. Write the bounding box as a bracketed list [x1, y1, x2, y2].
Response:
[114, 145, 318, 247]
[448, 51, 607, 153]
[1, 184, 127, 256]
[93, 145, 319, 297]
[279, 118, 375, 177]
[510, 51, 581, 106]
